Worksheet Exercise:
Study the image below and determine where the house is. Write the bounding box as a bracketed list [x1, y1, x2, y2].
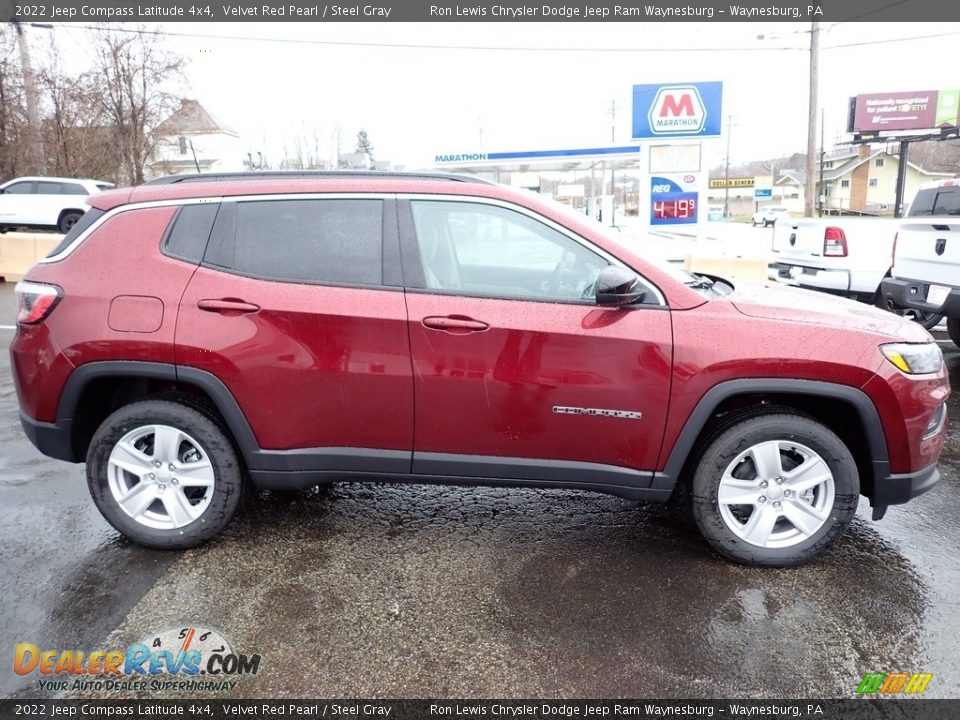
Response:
[774, 145, 956, 215]
[149, 99, 244, 177]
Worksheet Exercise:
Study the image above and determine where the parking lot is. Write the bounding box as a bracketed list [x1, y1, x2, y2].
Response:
[1, 275, 958, 700]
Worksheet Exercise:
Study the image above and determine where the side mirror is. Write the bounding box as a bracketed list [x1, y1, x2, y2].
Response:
[595, 265, 646, 306]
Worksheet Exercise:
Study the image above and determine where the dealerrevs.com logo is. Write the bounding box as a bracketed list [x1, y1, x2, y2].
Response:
[856, 671, 933, 695]
[14, 626, 261, 693]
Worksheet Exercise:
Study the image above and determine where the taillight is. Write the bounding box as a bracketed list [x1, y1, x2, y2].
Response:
[15, 281, 62, 324]
[823, 227, 847, 257]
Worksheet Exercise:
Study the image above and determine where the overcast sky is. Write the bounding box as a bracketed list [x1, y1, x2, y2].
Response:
[37, 21, 960, 171]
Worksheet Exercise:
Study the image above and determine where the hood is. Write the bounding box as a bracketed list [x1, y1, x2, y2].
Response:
[727, 281, 932, 342]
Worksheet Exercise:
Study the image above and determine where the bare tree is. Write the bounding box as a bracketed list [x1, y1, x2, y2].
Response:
[36, 38, 119, 181]
[0, 25, 28, 180]
[86, 24, 184, 185]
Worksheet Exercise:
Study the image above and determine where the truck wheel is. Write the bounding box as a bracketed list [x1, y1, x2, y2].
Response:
[899, 308, 943, 330]
[948, 317, 960, 349]
[690, 412, 859, 567]
[877, 294, 943, 331]
[86, 399, 244, 549]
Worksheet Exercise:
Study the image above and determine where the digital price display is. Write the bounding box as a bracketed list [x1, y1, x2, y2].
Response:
[650, 176, 700, 226]
[652, 194, 697, 222]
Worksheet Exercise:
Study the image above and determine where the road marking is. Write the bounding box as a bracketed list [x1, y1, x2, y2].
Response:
[0, 325, 16, 330]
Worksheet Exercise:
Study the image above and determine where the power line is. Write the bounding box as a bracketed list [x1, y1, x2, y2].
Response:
[38, 22, 960, 55]
[49, 24, 807, 53]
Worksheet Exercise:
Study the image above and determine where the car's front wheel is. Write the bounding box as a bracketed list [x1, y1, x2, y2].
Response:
[690, 412, 859, 567]
[86, 399, 243, 549]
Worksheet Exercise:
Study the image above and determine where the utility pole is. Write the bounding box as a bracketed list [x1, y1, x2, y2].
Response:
[804, 21, 820, 217]
[723, 114, 733, 218]
[13, 22, 45, 174]
[609, 99, 617, 226]
[818, 107, 825, 217]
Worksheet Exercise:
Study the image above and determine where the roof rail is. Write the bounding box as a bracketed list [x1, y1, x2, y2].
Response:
[144, 170, 496, 186]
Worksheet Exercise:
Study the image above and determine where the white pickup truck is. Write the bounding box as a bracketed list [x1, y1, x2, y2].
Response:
[766, 215, 943, 328]
[880, 178, 960, 348]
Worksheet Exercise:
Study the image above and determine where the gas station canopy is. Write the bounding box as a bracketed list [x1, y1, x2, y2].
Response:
[432, 145, 643, 174]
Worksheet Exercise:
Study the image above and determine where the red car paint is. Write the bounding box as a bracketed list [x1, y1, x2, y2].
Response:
[10, 175, 950, 514]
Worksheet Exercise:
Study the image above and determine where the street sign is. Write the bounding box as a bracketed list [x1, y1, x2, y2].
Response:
[755, 188, 772, 198]
[632, 82, 723, 139]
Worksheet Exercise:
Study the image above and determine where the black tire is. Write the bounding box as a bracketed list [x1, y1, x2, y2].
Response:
[690, 412, 859, 567]
[58, 211, 83, 234]
[948, 317, 960, 349]
[86, 399, 244, 549]
[879, 296, 943, 330]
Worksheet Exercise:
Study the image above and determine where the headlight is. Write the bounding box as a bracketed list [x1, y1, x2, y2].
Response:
[880, 342, 943, 374]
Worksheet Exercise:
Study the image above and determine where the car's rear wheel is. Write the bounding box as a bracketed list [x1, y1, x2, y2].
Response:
[948, 317, 960, 349]
[690, 412, 859, 567]
[86, 400, 243, 549]
[58, 211, 83, 234]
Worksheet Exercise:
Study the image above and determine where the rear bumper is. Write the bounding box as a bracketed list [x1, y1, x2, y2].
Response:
[19, 411, 76, 463]
[768, 262, 850, 292]
[880, 277, 960, 318]
[872, 463, 940, 507]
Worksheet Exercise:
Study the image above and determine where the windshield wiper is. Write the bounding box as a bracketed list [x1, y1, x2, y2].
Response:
[685, 274, 715, 290]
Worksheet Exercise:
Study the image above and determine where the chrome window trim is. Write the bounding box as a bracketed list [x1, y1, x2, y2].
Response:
[40, 193, 391, 263]
[41, 190, 666, 307]
[41, 195, 226, 263]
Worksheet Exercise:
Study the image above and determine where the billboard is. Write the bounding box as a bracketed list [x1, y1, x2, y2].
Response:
[632, 82, 723, 139]
[851, 89, 960, 133]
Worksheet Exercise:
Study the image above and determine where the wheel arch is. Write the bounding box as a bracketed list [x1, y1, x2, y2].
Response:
[56, 207, 86, 226]
[654, 379, 890, 501]
[58, 361, 259, 464]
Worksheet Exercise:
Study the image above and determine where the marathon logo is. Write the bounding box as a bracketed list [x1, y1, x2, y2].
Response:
[435, 153, 488, 163]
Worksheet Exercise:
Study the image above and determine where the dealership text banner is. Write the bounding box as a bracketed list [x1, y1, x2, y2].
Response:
[1, 700, 960, 719]
[3, 0, 959, 22]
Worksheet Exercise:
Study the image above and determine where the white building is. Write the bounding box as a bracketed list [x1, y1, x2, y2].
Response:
[149, 99, 244, 177]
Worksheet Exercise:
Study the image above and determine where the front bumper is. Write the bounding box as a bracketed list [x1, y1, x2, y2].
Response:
[768, 262, 850, 292]
[872, 463, 940, 507]
[880, 277, 960, 318]
[20, 411, 76, 463]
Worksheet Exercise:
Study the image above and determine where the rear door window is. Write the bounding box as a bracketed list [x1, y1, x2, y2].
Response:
[209, 199, 384, 286]
[61, 182, 89, 196]
[35, 182, 65, 195]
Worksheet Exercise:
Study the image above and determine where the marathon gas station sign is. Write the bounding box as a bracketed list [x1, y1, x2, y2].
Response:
[632, 82, 723, 139]
[850, 89, 960, 132]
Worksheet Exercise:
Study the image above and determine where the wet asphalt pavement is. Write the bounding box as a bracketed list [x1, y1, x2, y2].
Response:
[1, 280, 958, 700]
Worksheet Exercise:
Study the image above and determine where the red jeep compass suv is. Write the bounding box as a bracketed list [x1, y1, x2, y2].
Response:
[10, 172, 950, 566]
